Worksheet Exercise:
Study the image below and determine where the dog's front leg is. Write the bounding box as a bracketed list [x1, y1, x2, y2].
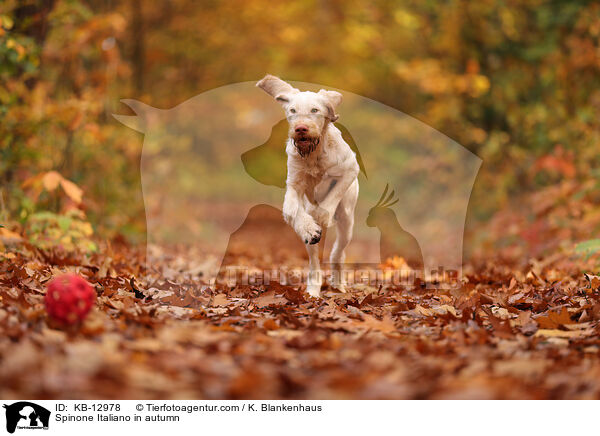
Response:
[283, 185, 322, 245]
[305, 243, 322, 297]
[283, 185, 323, 297]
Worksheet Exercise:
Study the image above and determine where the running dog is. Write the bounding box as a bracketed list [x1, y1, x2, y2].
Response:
[256, 75, 359, 297]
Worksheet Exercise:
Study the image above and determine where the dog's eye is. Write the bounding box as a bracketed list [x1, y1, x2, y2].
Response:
[290, 108, 296, 113]
[311, 108, 319, 113]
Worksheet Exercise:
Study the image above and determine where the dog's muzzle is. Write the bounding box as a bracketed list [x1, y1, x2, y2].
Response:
[293, 137, 320, 158]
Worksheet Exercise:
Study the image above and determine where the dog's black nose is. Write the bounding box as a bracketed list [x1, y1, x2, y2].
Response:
[295, 125, 308, 133]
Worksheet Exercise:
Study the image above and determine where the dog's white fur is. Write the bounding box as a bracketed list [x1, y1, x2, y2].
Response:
[256, 75, 359, 297]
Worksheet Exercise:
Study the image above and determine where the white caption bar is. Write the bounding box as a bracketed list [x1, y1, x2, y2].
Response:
[0, 400, 588, 435]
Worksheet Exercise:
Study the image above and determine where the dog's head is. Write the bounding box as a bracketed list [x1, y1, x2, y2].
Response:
[256, 75, 342, 157]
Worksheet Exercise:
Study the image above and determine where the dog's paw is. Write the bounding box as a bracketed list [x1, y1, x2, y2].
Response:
[297, 216, 322, 245]
[328, 276, 347, 293]
[331, 282, 347, 293]
[306, 283, 322, 298]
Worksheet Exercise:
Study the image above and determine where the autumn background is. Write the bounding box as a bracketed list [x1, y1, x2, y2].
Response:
[2, 0, 600, 399]
[2, 0, 600, 260]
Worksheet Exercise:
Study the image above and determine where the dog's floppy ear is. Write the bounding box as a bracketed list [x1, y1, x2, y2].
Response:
[256, 75, 298, 104]
[318, 89, 343, 122]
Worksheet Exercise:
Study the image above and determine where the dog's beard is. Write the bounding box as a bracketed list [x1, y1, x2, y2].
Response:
[293, 137, 320, 158]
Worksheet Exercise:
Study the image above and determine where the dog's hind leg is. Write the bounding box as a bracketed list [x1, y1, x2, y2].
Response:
[329, 179, 358, 292]
[306, 243, 322, 297]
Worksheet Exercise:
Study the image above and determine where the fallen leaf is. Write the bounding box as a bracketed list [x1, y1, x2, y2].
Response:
[254, 291, 287, 307]
[535, 307, 573, 329]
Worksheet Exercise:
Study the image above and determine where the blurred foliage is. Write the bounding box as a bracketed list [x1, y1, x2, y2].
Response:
[575, 239, 600, 261]
[25, 209, 96, 252]
[1, 0, 600, 258]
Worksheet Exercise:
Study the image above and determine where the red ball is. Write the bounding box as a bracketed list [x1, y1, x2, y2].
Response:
[45, 274, 95, 325]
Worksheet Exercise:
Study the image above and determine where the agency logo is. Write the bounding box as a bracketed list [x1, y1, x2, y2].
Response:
[2, 402, 50, 434]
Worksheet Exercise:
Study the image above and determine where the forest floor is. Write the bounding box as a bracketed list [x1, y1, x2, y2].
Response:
[1, 209, 600, 400]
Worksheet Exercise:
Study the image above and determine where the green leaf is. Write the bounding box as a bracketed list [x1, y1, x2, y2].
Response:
[1, 15, 14, 30]
[57, 215, 72, 233]
[575, 239, 600, 260]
